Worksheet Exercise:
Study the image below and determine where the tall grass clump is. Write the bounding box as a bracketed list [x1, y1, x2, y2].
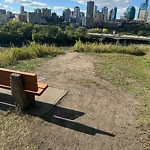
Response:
[73, 40, 149, 56]
[0, 42, 64, 67]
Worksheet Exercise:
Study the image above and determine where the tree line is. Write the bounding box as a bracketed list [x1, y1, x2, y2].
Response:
[0, 20, 90, 47]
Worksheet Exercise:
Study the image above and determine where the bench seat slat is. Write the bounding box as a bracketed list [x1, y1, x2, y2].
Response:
[0, 78, 38, 92]
[0, 83, 48, 96]
[0, 69, 37, 84]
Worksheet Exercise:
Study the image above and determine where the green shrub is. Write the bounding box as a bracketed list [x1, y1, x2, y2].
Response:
[0, 43, 64, 67]
[72, 40, 149, 56]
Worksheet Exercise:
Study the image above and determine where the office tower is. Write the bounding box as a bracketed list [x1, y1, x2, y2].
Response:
[108, 9, 113, 21]
[86, 1, 94, 17]
[138, 0, 149, 21]
[80, 12, 85, 18]
[42, 8, 51, 18]
[148, 7, 150, 23]
[112, 7, 117, 20]
[0, 9, 6, 14]
[74, 6, 80, 21]
[125, 6, 136, 20]
[27, 12, 41, 24]
[102, 6, 108, 21]
[20, 5, 24, 14]
[0, 9, 7, 23]
[63, 8, 71, 23]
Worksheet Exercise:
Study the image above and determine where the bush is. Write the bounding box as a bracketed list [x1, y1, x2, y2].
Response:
[0, 43, 64, 67]
[72, 40, 149, 56]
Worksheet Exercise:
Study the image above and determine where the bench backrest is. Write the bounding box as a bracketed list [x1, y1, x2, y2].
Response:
[0, 68, 38, 92]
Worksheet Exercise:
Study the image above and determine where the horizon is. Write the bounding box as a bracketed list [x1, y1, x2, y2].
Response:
[0, 0, 149, 19]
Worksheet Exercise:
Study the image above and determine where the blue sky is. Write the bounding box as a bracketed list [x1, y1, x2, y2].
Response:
[0, 0, 148, 18]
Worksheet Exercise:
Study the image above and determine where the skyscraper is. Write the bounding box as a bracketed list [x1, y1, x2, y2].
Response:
[112, 7, 117, 20]
[125, 6, 136, 20]
[63, 8, 71, 23]
[74, 6, 80, 21]
[86, 1, 94, 17]
[138, 0, 149, 21]
[20, 5, 24, 14]
[102, 6, 108, 21]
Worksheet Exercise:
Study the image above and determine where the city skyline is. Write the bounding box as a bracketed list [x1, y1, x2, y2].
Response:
[0, 0, 148, 18]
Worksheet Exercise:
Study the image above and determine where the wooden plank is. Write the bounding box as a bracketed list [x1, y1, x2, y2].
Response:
[0, 68, 36, 76]
[0, 83, 48, 96]
[0, 78, 38, 92]
[25, 83, 48, 96]
[0, 69, 37, 84]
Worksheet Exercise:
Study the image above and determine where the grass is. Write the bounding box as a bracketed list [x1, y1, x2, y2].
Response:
[0, 43, 150, 149]
[72, 41, 150, 149]
[0, 42, 64, 69]
[89, 53, 150, 149]
[72, 40, 149, 56]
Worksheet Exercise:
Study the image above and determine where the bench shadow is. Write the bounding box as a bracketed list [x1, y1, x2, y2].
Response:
[0, 93, 115, 137]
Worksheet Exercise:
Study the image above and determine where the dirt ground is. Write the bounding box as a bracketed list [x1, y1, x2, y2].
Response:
[1, 52, 145, 150]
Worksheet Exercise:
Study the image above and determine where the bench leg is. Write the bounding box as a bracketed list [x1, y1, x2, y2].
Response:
[10, 73, 35, 111]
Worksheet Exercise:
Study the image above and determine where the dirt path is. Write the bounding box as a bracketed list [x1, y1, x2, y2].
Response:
[21, 52, 142, 150]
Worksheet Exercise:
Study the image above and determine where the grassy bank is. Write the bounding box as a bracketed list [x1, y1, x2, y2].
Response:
[0, 43, 64, 69]
[72, 40, 149, 56]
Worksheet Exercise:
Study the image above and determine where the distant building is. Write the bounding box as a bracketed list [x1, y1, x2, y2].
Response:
[148, 8, 150, 24]
[41, 8, 51, 18]
[111, 7, 117, 20]
[125, 6, 136, 20]
[34, 8, 42, 17]
[80, 12, 85, 18]
[94, 10, 103, 26]
[86, 1, 94, 17]
[0, 9, 8, 23]
[7, 11, 13, 18]
[20, 5, 24, 14]
[102, 6, 108, 21]
[138, 0, 149, 21]
[82, 17, 94, 28]
[27, 12, 41, 24]
[107, 9, 113, 21]
[0, 9, 6, 14]
[74, 6, 80, 22]
[52, 12, 58, 19]
[15, 13, 27, 22]
[0, 13, 7, 23]
[63, 8, 71, 23]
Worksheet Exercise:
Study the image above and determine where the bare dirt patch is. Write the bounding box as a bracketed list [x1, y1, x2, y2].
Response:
[1, 52, 144, 150]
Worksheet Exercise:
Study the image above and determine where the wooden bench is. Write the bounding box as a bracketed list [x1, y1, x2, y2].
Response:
[0, 68, 48, 110]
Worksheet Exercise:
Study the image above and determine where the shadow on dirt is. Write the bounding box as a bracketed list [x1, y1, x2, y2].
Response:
[0, 93, 115, 137]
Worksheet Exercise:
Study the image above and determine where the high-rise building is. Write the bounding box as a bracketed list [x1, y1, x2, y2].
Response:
[94, 10, 103, 26]
[125, 6, 136, 20]
[74, 6, 80, 22]
[0, 10, 7, 23]
[102, 6, 108, 21]
[86, 1, 94, 17]
[41, 8, 51, 18]
[138, 0, 149, 21]
[20, 5, 24, 14]
[147, 7, 150, 23]
[107, 9, 113, 21]
[111, 7, 117, 20]
[27, 12, 41, 24]
[0, 9, 6, 14]
[63, 8, 71, 23]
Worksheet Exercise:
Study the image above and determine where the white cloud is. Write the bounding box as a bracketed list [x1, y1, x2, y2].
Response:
[0, 3, 11, 9]
[53, 6, 66, 11]
[70, 0, 132, 8]
[53, 6, 74, 11]
[5, 0, 48, 8]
